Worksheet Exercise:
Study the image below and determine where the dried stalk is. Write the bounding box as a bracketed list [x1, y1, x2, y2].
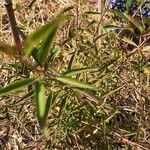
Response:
[98, 0, 103, 47]
[4, 0, 21, 54]
[76, 0, 80, 29]
[4, 0, 31, 90]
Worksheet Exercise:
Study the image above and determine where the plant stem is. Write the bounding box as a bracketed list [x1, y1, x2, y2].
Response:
[4, 0, 21, 54]
[98, 0, 103, 47]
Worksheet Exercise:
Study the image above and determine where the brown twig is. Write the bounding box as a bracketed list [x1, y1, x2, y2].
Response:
[4, 0, 22, 54]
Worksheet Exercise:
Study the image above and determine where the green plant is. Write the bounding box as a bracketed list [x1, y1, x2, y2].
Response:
[0, 1, 149, 149]
[104, 10, 150, 51]
[0, 13, 101, 139]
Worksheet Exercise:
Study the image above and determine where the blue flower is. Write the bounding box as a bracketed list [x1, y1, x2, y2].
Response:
[109, 0, 150, 17]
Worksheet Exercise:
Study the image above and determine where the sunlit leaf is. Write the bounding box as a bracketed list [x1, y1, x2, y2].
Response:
[105, 111, 120, 123]
[104, 25, 134, 33]
[25, 15, 72, 65]
[44, 91, 53, 118]
[113, 10, 129, 22]
[124, 13, 144, 33]
[0, 78, 35, 97]
[35, 82, 46, 120]
[122, 37, 138, 47]
[35, 83, 53, 125]
[50, 45, 61, 61]
[35, 82, 53, 139]
[56, 76, 97, 90]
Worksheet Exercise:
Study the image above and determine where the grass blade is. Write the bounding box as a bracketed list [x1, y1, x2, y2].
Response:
[67, 49, 77, 70]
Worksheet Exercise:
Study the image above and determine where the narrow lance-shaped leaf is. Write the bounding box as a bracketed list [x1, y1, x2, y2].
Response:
[44, 91, 53, 118]
[25, 15, 72, 65]
[37, 27, 58, 65]
[35, 82, 53, 129]
[113, 10, 129, 22]
[50, 45, 60, 61]
[25, 16, 66, 50]
[0, 78, 35, 97]
[104, 25, 134, 33]
[124, 13, 144, 33]
[35, 82, 47, 137]
[35, 82, 52, 139]
[122, 37, 138, 47]
[35, 82, 46, 120]
[55, 76, 97, 90]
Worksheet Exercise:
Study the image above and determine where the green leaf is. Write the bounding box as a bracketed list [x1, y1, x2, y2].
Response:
[55, 76, 97, 90]
[35, 82, 54, 139]
[113, 10, 129, 22]
[0, 78, 35, 97]
[44, 91, 53, 118]
[35, 82, 46, 120]
[124, 14, 144, 33]
[126, 0, 132, 12]
[122, 37, 138, 47]
[37, 28, 57, 65]
[25, 15, 72, 65]
[35, 82, 53, 129]
[50, 45, 61, 61]
[104, 25, 134, 33]
[63, 67, 99, 76]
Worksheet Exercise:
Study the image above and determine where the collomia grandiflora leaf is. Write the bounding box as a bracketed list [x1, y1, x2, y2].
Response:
[0, 78, 35, 97]
[25, 15, 72, 66]
[56, 76, 97, 90]
[35, 82, 53, 138]
[35, 82, 46, 125]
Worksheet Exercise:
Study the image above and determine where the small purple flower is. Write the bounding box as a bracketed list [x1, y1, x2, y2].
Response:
[109, 0, 150, 18]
